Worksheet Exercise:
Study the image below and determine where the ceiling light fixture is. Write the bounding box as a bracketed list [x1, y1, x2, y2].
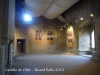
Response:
[80, 17, 83, 20]
[90, 14, 93, 17]
[75, 20, 78, 22]
[23, 14, 32, 22]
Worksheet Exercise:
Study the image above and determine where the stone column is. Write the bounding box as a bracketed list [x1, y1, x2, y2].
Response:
[0, 0, 15, 75]
[0, 46, 4, 75]
[0, 0, 4, 75]
[8, 40, 13, 65]
[0, 45, 5, 75]
[0, 44, 5, 75]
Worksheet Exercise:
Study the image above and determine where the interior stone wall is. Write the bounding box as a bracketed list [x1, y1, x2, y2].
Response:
[0, 37, 3, 75]
[8, 0, 15, 39]
[0, 0, 15, 75]
[65, 0, 100, 60]
[15, 16, 66, 53]
[2, 0, 15, 41]
[0, 0, 3, 74]
[92, 17, 100, 60]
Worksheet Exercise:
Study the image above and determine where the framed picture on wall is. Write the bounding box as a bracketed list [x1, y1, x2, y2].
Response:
[47, 31, 53, 35]
[47, 31, 53, 44]
[68, 38, 73, 47]
[70, 39, 73, 42]
[68, 39, 70, 42]
[35, 30, 42, 44]
[35, 30, 41, 36]
[35, 36, 38, 40]
[39, 37, 41, 40]
[47, 37, 49, 40]
[68, 39, 73, 42]
[50, 38, 53, 40]
[67, 31, 72, 36]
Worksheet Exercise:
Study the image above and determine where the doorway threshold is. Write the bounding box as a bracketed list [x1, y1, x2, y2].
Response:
[82, 55, 92, 58]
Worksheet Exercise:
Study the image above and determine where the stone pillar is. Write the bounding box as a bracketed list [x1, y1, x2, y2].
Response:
[0, 45, 5, 75]
[92, 17, 100, 60]
[0, 0, 15, 75]
[8, 40, 13, 65]
[0, 47, 3, 75]
[0, 0, 3, 75]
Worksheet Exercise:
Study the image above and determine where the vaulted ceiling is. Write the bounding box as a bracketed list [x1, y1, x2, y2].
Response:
[24, 0, 79, 22]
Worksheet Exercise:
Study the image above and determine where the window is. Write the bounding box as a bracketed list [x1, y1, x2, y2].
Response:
[91, 30, 95, 48]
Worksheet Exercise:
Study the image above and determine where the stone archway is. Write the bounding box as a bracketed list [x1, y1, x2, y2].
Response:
[77, 20, 95, 55]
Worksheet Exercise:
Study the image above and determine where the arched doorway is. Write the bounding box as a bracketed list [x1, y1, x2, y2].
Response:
[78, 20, 95, 56]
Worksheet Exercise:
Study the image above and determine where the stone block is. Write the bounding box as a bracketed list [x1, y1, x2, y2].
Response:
[92, 51, 100, 60]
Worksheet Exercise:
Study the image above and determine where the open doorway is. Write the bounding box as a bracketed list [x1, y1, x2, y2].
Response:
[17, 39, 26, 53]
[78, 20, 95, 56]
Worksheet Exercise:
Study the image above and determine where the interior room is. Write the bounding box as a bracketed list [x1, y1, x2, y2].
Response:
[0, 0, 100, 75]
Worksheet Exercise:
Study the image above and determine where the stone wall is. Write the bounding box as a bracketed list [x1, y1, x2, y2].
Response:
[93, 17, 100, 60]
[15, 16, 66, 53]
[0, 0, 3, 74]
[2, 0, 15, 44]
[8, 0, 15, 39]
[0, 0, 15, 75]
[65, 0, 100, 60]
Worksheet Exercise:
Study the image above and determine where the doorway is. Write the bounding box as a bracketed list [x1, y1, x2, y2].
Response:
[17, 39, 26, 53]
[78, 20, 95, 56]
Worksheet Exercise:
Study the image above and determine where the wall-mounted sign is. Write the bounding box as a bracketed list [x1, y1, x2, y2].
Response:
[67, 26, 74, 48]
[47, 31, 53, 44]
[35, 30, 42, 44]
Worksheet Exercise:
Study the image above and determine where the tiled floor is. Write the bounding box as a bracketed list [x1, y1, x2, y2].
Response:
[8, 52, 100, 75]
